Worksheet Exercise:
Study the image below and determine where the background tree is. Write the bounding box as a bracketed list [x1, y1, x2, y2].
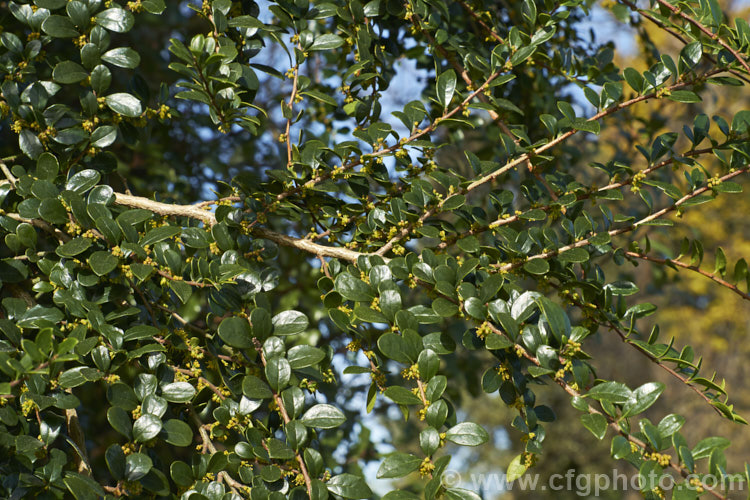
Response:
[1, 0, 750, 499]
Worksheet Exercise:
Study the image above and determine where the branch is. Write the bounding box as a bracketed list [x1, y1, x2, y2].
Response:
[114, 193, 216, 226]
[285, 53, 300, 168]
[555, 283, 728, 419]
[653, 0, 750, 75]
[481, 322, 728, 500]
[0, 161, 17, 188]
[191, 410, 246, 497]
[263, 67, 507, 211]
[252, 338, 314, 498]
[376, 69, 723, 256]
[492, 166, 749, 273]
[112, 193, 368, 262]
[625, 251, 750, 302]
[617, 0, 750, 84]
[437, 147, 716, 251]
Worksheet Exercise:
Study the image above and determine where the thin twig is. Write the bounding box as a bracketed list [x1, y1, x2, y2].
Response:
[252, 338, 314, 497]
[625, 251, 750, 302]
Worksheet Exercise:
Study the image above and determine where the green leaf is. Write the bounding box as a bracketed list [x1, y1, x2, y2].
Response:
[64, 473, 104, 500]
[265, 356, 291, 391]
[140, 225, 181, 246]
[287, 345, 325, 369]
[442, 194, 465, 210]
[657, 414, 685, 438]
[571, 118, 600, 134]
[52, 61, 88, 84]
[586, 381, 632, 404]
[580, 413, 607, 440]
[95, 8, 135, 32]
[638, 460, 662, 492]
[523, 258, 549, 275]
[668, 90, 702, 103]
[326, 474, 373, 499]
[309, 34, 344, 51]
[66, 169, 101, 194]
[692, 436, 730, 459]
[56, 237, 93, 257]
[90, 126, 118, 148]
[537, 297, 570, 341]
[445, 422, 489, 446]
[19, 130, 43, 160]
[142, 0, 166, 14]
[300, 89, 338, 106]
[335, 273, 374, 301]
[558, 247, 589, 263]
[42, 15, 80, 38]
[376, 452, 422, 479]
[162, 419, 193, 447]
[170, 461, 194, 487]
[101, 47, 141, 68]
[444, 488, 482, 500]
[436, 69, 457, 110]
[160, 382, 196, 403]
[58, 367, 102, 388]
[384, 386, 423, 405]
[133, 414, 162, 442]
[622, 382, 665, 417]
[107, 407, 132, 439]
[217, 316, 253, 348]
[432, 297, 459, 317]
[623, 67, 644, 93]
[272, 310, 309, 335]
[610, 435, 631, 459]
[125, 453, 152, 481]
[36, 153, 59, 180]
[242, 375, 273, 399]
[301, 404, 346, 429]
[105, 93, 142, 117]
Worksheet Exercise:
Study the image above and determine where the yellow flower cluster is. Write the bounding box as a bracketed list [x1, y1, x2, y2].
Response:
[401, 364, 419, 380]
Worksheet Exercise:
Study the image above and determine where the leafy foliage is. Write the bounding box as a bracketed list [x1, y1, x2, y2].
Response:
[1, 0, 750, 499]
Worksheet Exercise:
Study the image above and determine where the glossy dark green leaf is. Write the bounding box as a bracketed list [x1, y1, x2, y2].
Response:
[445, 422, 489, 446]
[42, 15, 80, 38]
[436, 69, 457, 109]
[56, 237, 93, 257]
[287, 345, 325, 369]
[383, 386, 422, 405]
[133, 414, 162, 442]
[217, 316, 253, 348]
[668, 90, 702, 103]
[326, 474, 372, 499]
[272, 310, 309, 335]
[586, 381, 632, 404]
[160, 382, 196, 403]
[162, 419, 193, 446]
[101, 47, 141, 68]
[580, 413, 607, 440]
[622, 382, 664, 417]
[52, 61, 88, 84]
[125, 453, 152, 481]
[309, 34, 344, 51]
[301, 404, 346, 429]
[19, 130, 43, 160]
[105, 93, 142, 117]
[335, 273, 374, 301]
[66, 169, 101, 194]
[376, 453, 421, 479]
[95, 8, 135, 32]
